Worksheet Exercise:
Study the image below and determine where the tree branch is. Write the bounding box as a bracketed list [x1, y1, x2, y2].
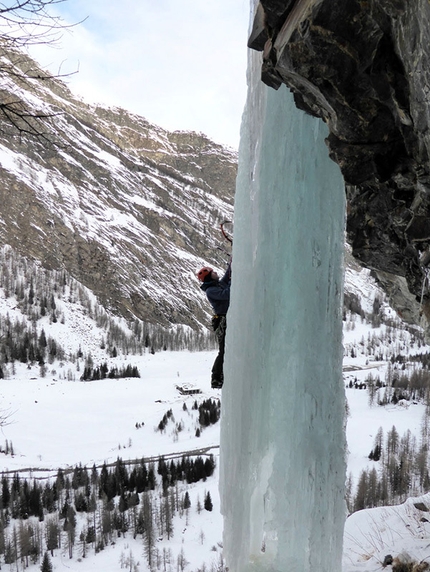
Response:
[0, 0, 80, 140]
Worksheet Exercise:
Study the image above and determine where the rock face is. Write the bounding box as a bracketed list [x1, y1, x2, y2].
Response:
[0, 47, 235, 330]
[249, 0, 430, 331]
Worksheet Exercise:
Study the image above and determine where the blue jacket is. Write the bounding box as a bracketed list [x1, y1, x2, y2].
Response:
[200, 264, 231, 315]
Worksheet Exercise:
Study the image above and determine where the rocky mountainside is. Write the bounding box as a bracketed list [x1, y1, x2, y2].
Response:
[0, 46, 236, 330]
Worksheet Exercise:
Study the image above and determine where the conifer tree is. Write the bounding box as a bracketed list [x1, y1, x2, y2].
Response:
[0, 519, 5, 561]
[142, 493, 155, 568]
[204, 491, 213, 512]
[64, 505, 76, 559]
[41, 551, 53, 572]
[79, 529, 87, 558]
[45, 517, 59, 556]
[101, 503, 113, 545]
[1, 475, 10, 509]
[19, 521, 37, 567]
[183, 491, 191, 510]
[163, 494, 173, 540]
[386, 425, 399, 459]
[354, 470, 368, 512]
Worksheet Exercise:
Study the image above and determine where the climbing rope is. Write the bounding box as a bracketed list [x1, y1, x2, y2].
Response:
[420, 266, 430, 327]
[420, 268, 430, 307]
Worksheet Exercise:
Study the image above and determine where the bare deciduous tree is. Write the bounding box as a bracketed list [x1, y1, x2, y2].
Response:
[0, 407, 14, 428]
[0, 0, 67, 47]
[0, 0, 76, 138]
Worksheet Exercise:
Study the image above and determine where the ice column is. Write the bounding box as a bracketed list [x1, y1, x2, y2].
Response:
[219, 43, 347, 572]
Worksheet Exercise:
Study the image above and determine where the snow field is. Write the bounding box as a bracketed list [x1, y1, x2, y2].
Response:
[0, 350, 223, 572]
[1, 344, 430, 572]
[0, 351, 220, 472]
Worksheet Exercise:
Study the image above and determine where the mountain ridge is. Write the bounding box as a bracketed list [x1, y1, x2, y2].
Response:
[0, 45, 236, 331]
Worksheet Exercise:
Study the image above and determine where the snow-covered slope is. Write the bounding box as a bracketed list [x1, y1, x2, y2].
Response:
[0, 46, 235, 331]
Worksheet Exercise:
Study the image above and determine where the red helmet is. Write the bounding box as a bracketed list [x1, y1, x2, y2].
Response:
[197, 267, 213, 282]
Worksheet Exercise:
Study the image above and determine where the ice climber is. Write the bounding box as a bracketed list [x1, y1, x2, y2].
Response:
[197, 261, 231, 389]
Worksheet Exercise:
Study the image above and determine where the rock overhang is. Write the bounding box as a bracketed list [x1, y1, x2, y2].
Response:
[248, 0, 430, 330]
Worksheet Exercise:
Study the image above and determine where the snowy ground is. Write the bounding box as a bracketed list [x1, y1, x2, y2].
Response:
[341, 269, 430, 571]
[343, 373, 430, 571]
[2, 346, 430, 572]
[0, 351, 220, 472]
[343, 493, 430, 571]
[1, 264, 430, 570]
[0, 351, 224, 572]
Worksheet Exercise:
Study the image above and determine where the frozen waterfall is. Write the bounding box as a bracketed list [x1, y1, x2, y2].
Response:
[219, 35, 347, 572]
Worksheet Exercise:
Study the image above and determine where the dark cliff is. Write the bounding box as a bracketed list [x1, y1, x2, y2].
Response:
[248, 0, 430, 330]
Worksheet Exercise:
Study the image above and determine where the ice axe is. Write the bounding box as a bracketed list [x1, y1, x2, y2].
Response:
[220, 221, 233, 244]
[215, 221, 233, 259]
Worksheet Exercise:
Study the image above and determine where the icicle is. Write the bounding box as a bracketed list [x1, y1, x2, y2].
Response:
[220, 26, 347, 572]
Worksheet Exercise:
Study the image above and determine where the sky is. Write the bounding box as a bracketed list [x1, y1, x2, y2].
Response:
[27, 0, 251, 149]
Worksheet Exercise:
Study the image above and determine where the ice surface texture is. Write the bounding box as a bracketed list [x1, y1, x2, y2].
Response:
[220, 43, 347, 571]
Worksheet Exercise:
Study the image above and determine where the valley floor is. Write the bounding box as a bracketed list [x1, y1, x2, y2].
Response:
[1, 331, 430, 571]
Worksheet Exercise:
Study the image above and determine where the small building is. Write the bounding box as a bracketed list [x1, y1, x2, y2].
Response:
[176, 383, 202, 395]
